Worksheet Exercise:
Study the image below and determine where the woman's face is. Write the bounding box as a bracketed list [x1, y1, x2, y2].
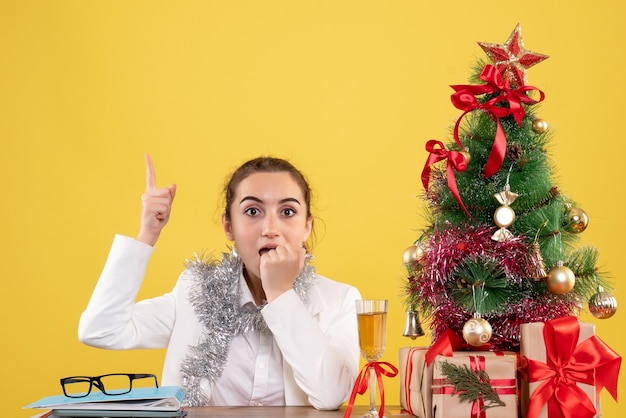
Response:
[222, 171, 313, 281]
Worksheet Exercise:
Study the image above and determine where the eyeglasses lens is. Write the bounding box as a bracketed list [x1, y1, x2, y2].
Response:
[62, 377, 92, 398]
[99, 374, 133, 395]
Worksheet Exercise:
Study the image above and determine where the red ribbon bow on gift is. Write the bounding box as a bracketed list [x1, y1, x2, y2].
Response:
[450, 64, 545, 178]
[343, 361, 398, 418]
[421, 139, 472, 219]
[524, 316, 621, 418]
[425, 329, 491, 366]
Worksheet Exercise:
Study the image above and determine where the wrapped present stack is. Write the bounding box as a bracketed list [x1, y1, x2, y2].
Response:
[399, 25, 621, 418]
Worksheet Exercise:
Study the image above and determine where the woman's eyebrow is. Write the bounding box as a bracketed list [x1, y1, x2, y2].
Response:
[280, 197, 302, 205]
[240, 196, 263, 204]
[239, 196, 301, 205]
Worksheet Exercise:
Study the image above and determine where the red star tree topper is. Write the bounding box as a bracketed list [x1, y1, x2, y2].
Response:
[478, 24, 548, 87]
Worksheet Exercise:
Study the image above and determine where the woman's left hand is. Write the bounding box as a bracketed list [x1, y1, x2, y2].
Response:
[259, 243, 306, 303]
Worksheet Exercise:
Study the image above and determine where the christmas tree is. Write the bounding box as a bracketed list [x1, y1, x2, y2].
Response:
[403, 24, 618, 351]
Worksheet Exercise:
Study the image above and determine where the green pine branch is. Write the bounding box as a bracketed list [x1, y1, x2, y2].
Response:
[448, 257, 515, 314]
[440, 361, 506, 410]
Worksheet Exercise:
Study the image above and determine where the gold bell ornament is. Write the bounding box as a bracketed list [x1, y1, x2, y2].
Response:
[531, 242, 547, 281]
[402, 305, 425, 339]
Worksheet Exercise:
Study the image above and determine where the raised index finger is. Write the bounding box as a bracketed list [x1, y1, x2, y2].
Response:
[145, 153, 156, 191]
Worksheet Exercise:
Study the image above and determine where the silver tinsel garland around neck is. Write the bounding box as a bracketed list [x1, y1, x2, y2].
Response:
[180, 249, 315, 406]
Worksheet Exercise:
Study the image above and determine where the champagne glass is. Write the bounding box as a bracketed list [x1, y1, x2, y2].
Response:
[356, 299, 388, 418]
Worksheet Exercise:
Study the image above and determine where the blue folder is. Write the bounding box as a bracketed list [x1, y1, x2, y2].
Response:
[24, 386, 185, 412]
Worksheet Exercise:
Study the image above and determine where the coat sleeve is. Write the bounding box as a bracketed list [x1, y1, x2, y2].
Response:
[78, 234, 177, 349]
[261, 279, 362, 410]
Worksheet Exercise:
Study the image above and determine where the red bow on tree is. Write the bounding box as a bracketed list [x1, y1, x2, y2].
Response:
[421, 139, 472, 219]
[450, 64, 545, 178]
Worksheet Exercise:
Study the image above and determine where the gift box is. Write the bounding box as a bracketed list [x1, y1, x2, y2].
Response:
[520, 316, 621, 418]
[400, 347, 433, 418]
[431, 351, 518, 418]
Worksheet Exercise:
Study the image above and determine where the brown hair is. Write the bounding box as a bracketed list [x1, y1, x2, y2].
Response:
[223, 157, 313, 223]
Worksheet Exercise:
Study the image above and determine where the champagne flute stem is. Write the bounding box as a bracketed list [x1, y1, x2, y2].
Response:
[368, 365, 377, 416]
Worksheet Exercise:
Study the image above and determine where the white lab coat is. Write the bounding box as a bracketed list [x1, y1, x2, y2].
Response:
[78, 234, 362, 410]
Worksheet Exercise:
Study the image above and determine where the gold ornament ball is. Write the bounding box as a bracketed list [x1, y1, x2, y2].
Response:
[462, 317, 493, 346]
[589, 291, 618, 319]
[493, 205, 516, 228]
[402, 244, 424, 266]
[564, 207, 589, 233]
[546, 264, 576, 294]
[532, 118, 549, 133]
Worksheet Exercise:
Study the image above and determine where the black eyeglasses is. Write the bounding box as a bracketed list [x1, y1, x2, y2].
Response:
[60, 373, 159, 398]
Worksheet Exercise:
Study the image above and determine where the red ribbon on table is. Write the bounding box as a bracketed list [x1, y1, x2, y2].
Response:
[523, 316, 622, 418]
[432, 355, 517, 418]
[421, 139, 473, 219]
[450, 64, 545, 178]
[343, 361, 399, 418]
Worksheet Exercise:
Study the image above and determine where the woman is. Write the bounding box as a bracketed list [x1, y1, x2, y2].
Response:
[78, 155, 362, 409]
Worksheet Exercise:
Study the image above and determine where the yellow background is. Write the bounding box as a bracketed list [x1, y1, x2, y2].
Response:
[2, 1, 624, 416]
